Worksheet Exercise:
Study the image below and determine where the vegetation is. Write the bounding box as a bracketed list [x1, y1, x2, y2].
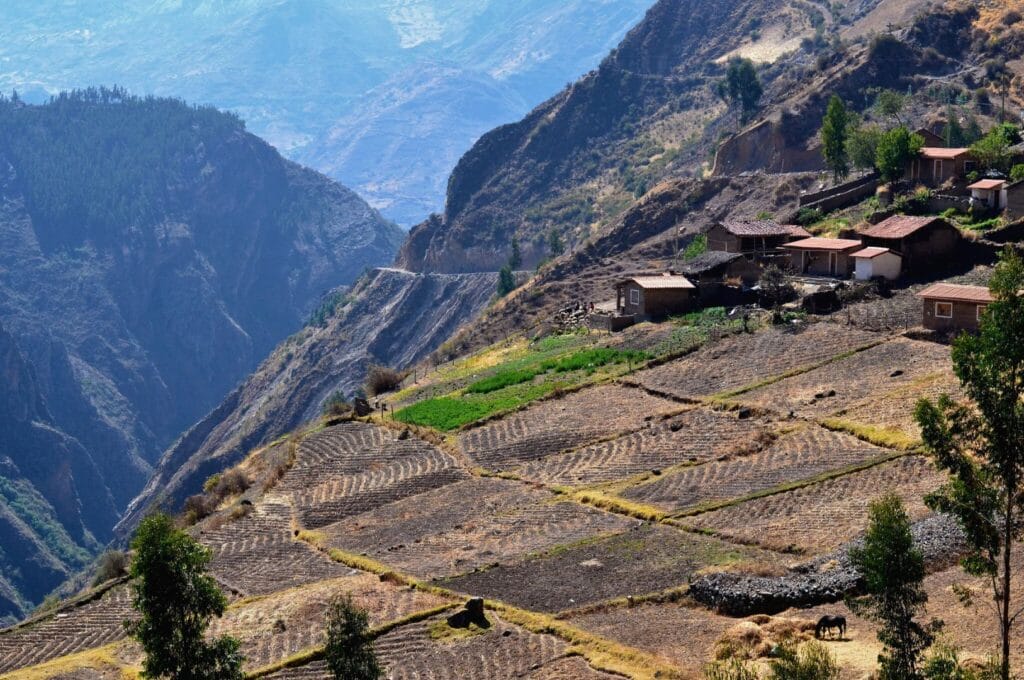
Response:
[848, 494, 937, 680]
[509, 236, 523, 270]
[498, 265, 517, 297]
[768, 641, 840, 680]
[821, 95, 852, 181]
[876, 127, 925, 183]
[719, 58, 763, 125]
[684, 234, 708, 260]
[465, 369, 540, 394]
[127, 513, 243, 679]
[970, 124, 1021, 174]
[759, 265, 793, 320]
[848, 124, 884, 172]
[308, 290, 348, 328]
[322, 390, 353, 417]
[873, 89, 908, 127]
[92, 550, 130, 586]
[1011, 165, 1024, 183]
[324, 594, 382, 680]
[915, 249, 1024, 680]
[365, 365, 406, 397]
[548, 229, 566, 257]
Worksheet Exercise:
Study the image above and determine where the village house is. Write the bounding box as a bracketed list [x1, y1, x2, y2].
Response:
[859, 215, 961, 272]
[906, 147, 977, 186]
[783, 237, 863, 278]
[914, 128, 946, 147]
[680, 251, 761, 306]
[852, 247, 902, 281]
[968, 178, 1006, 210]
[918, 283, 993, 333]
[616, 273, 697, 319]
[706, 220, 810, 258]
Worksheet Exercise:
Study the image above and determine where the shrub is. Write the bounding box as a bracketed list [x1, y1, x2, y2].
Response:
[365, 365, 406, 397]
[704, 658, 759, 680]
[183, 494, 217, 523]
[1004, 10, 1022, 27]
[497, 265, 517, 297]
[768, 641, 839, 680]
[1011, 164, 1024, 183]
[795, 207, 823, 226]
[93, 550, 130, 586]
[323, 390, 352, 418]
[684, 234, 708, 260]
[325, 595, 382, 680]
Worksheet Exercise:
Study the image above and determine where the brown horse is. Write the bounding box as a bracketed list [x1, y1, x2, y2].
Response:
[815, 615, 846, 639]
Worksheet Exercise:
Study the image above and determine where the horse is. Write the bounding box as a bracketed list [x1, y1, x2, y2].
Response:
[815, 615, 847, 640]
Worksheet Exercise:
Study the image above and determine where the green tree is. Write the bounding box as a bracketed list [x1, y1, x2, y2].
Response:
[126, 514, 243, 680]
[768, 640, 840, 680]
[509, 235, 522, 270]
[548, 228, 565, 257]
[914, 248, 1024, 680]
[325, 595, 382, 680]
[873, 89, 908, 127]
[821, 95, 852, 181]
[1011, 165, 1024, 184]
[497, 265, 516, 297]
[719, 58, 763, 125]
[875, 127, 924, 183]
[970, 125, 1022, 174]
[848, 494, 937, 680]
[848, 124, 884, 171]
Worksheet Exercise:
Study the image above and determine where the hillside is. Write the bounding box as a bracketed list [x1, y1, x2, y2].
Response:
[0, 0, 652, 225]
[0, 89, 402, 623]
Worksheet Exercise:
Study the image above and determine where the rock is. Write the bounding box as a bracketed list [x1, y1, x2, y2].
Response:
[447, 597, 490, 630]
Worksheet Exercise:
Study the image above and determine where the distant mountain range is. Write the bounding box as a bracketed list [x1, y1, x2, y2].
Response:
[0, 90, 402, 623]
[0, 0, 653, 226]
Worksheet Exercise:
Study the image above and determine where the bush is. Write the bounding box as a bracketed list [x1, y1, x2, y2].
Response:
[365, 365, 406, 397]
[93, 550, 130, 586]
[1011, 164, 1024, 183]
[325, 595, 382, 680]
[183, 494, 217, 523]
[768, 641, 840, 680]
[497, 265, 517, 297]
[684, 234, 708, 260]
[704, 658, 759, 680]
[322, 390, 352, 417]
[795, 207, 823, 227]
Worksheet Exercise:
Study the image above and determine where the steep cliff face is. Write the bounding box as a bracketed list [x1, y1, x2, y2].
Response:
[118, 268, 497, 534]
[0, 91, 403, 619]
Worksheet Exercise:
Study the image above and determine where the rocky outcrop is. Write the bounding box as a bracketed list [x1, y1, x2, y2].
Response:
[118, 268, 498, 536]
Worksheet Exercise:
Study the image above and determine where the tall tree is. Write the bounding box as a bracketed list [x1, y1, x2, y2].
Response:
[126, 514, 243, 680]
[325, 595, 382, 680]
[509, 235, 522, 270]
[719, 58, 763, 125]
[873, 89, 908, 128]
[821, 95, 852, 181]
[875, 127, 924, 183]
[548, 228, 565, 258]
[915, 248, 1024, 680]
[497, 265, 516, 297]
[847, 124, 884, 171]
[849, 494, 937, 680]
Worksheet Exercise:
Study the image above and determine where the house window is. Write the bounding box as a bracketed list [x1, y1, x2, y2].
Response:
[630, 289, 640, 306]
[978, 305, 988, 321]
[935, 302, 953, 318]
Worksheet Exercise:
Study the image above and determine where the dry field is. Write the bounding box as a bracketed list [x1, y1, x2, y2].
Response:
[685, 456, 946, 555]
[458, 384, 683, 472]
[736, 338, 952, 419]
[319, 477, 634, 580]
[443, 525, 783, 613]
[835, 371, 965, 442]
[515, 407, 773, 488]
[623, 425, 892, 513]
[630, 323, 881, 401]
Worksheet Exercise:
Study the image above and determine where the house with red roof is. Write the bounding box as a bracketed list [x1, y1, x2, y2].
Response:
[782, 237, 863, 277]
[906, 147, 978, 186]
[968, 178, 1007, 210]
[859, 215, 961, 271]
[616, 273, 697, 318]
[918, 283, 993, 332]
[852, 247, 902, 281]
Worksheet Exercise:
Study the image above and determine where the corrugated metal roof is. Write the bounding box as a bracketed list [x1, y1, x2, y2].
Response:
[784, 237, 863, 251]
[861, 215, 945, 240]
[851, 247, 898, 259]
[917, 283, 994, 304]
[679, 251, 744, 275]
[921, 147, 971, 160]
[720, 220, 810, 238]
[968, 179, 1006, 190]
[627, 275, 696, 290]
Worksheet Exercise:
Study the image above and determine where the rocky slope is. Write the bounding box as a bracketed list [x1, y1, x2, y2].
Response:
[0, 0, 652, 225]
[0, 90, 402, 621]
[118, 267, 498, 534]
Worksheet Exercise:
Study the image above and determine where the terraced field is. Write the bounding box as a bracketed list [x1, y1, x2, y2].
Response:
[736, 337, 951, 418]
[210, 575, 450, 670]
[444, 525, 783, 613]
[458, 384, 682, 471]
[834, 370, 965, 441]
[515, 408, 773, 488]
[685, 456, 946, 554]
[278, 423, 469, 528]
[0, 586, 132, 673]
[630, 323, 881, 400]
[622, 425, 892, 512]
[200, 501, 353, 596]
[320, 477, 633, 580]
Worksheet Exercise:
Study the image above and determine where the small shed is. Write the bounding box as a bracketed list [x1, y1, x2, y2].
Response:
[706, 220, 811, 257]
[860, 215, 961, 272]
[968, 178, 1006, 210]
[918, 283, 993, 333]
[907, 148, 977, 186]
[616, 274, 697, 318]
[852, 247, 902, 281]
[783, 237, 863, 278]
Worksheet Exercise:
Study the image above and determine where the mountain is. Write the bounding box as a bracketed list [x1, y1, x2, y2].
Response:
[0, 89, 402, 623]
[0, 1, 653, 226]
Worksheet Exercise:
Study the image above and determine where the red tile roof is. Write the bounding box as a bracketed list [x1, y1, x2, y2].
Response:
[917, 283, 994, 304]
[627, 275, 696, 290]
[720, 220, 810, 238]
[784, 237, 863, 251]
[851, 247, 898, 259]
[861, 215, 947, 240]
[920, 147, 972, 160]
[968, 179, 1006, 191]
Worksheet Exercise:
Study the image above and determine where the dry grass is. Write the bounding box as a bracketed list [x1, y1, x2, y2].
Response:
[0, 643, 138, 680]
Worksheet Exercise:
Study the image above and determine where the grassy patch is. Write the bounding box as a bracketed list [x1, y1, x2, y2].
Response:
[540, 348, 648, 374]
[428, 619, 490, 642]
[465, 368, 540, 394]
[2, 643, 137, 680]
[819, 418, 921, 451]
